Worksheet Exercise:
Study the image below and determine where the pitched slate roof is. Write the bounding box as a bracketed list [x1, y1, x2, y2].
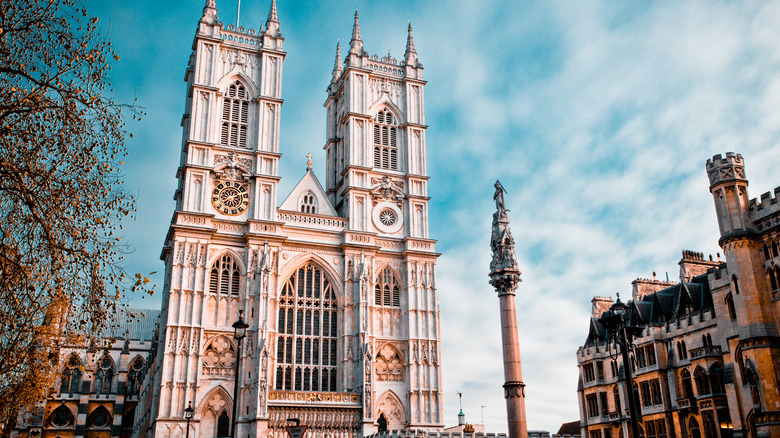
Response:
[108, 308, 161, 341]
[584, 273, 713, 345]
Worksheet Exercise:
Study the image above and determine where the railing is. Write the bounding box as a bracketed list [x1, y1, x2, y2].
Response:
[689, 345, 722, 359]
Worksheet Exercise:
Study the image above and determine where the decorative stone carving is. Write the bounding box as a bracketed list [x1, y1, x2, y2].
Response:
[369, 176, 405, 207]
[202, 336, 236, 377]
[375, 344, 403, 381]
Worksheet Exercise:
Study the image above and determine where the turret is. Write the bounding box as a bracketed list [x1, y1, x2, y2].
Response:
[706, 152, 753, 240]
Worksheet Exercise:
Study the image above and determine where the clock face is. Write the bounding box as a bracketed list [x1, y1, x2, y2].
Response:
[211, 181, 250, 216]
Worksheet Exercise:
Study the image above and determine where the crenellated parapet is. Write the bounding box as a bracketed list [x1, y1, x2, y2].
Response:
[749, 186, 780, 231]
[706, 152, 746, 188]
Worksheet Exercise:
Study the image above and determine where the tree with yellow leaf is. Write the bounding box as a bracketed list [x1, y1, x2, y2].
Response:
[0, 0, 149, 432]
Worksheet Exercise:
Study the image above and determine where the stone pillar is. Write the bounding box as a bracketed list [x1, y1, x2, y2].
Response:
[488, 181, 528, 438]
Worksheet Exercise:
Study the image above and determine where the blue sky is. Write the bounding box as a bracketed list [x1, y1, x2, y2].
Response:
[91, 0, 780, 433]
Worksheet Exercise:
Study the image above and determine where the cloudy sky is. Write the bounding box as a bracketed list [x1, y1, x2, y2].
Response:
[90, 0, 780, 433]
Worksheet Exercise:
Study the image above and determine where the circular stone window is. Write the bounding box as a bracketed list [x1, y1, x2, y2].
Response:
[372, 202, 403, 234]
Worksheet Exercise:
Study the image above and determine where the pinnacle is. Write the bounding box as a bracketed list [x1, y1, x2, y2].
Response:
[332, 41, 343, 77]
[267, 0, 278, 23]
[349, 9, 363, 56]
[405, 21, 417, 60]
[352, 10, 362, 42]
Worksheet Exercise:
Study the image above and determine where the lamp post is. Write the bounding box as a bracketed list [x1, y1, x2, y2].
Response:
[184, 401, 194, 438]
[231, 310, 249, 438]
[598, 294, 644, 438]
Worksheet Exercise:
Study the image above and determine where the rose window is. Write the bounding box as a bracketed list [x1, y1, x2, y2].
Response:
[378, 208, 397, 226]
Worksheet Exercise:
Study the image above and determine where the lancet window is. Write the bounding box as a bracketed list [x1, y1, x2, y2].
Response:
[93, 355, 114, 394]
[126, 356, 145, 396]
[59, 354, 82, 396]
[221, 81, 250, 148]
[209, 255, 240, 296]
[374, 267, 400, 307]
[373, 109, 399, 170]
[275, 263, 338, 391]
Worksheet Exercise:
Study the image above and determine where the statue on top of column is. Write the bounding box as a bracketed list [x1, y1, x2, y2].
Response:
[490, 180, 520, 275]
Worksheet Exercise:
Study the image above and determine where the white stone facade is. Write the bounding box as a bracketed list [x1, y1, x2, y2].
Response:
[136, 2, 443, 438]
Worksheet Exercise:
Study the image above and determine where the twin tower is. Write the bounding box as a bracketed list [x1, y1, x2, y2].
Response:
[137, 1, 443, 438]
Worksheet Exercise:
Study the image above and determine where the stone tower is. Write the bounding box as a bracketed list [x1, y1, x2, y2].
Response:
[138, 3, 443, 438]
[488, 182, 528, 438]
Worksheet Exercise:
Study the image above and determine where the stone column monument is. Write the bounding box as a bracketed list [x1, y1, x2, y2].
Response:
[488, 181, 528, 438]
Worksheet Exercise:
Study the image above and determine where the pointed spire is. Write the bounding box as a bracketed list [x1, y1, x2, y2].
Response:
[332, 41, 343, 80]
[404, 21, 418, 65]
[265, 0, 280, 36]
[349, 9, 363, 56]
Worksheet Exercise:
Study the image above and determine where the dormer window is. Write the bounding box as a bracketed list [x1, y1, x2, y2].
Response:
[300, 192, 316, 214]
[373, 109, 398, 170]
[221, 81, 249, 148]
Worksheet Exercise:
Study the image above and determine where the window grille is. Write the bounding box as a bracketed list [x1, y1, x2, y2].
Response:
[221, 81, 250, 148]
[373, 109, 399, 170]
[374, 267, 401, 307]
[275, 263, 338, 391]
[209, 255, 240, 296]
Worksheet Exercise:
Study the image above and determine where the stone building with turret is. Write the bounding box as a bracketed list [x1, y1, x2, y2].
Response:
[132, 2, 444, 438]
[576, 153, 780, 438]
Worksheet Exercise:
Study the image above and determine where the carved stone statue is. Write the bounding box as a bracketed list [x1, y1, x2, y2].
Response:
[490, 182, 519, 275]
[494, 180, 507, 216]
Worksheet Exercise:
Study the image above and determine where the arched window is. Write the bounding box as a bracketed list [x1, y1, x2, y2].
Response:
[701, 334, 708, 347]
[217, 411, 230, 438]
[763, 244, 771, 261]
[680, 369, 693, 399]
[773, 241, 779, 258]
[680, 341, 687, 359]
[694, 367, 710, 396]
[299, 191, 317, 214]
[688, 417, 701, 438]
[209, 254, 240, 296]
[632, 381, 641, 412]
[374, 267, 400, 307]
[612, 385, 621, 414]
[49, 405, 74, 428]
[93, 355, 114, 395]
[87, 406, 111, 428]
[725, 294, 736, 321]
[709, 363, 725, 394]
[275, 263, 338, 392]
[126, 356, 145, 396]
[707, 333, 713, 347]
[774, 267, 780, 291]
[770, 269, 779, 291]
[59, 354, 82, 396]
[221, 81, 249, 148]
[745, 366, 762, 408]
[373, 109, 399, 170]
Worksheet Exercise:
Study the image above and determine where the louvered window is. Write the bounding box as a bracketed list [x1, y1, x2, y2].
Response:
[209, 254, 240, 296]
[374, 267, 400, 307]
[373, 109, 399, 170]
[220, 81, 250, 148]
[275, 263, 338, 392]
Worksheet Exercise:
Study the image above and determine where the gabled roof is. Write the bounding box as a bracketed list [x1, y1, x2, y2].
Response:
[279, 168, 338, 216]
[583, 273, 713, 345]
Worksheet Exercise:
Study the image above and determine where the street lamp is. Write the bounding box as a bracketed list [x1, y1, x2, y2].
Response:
[231, 310, 249, 438]
[598, 294, 644, 438]
[184, 401, 194, 438]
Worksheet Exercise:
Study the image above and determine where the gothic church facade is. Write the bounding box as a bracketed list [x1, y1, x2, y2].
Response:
[136, 1, 443, 437]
